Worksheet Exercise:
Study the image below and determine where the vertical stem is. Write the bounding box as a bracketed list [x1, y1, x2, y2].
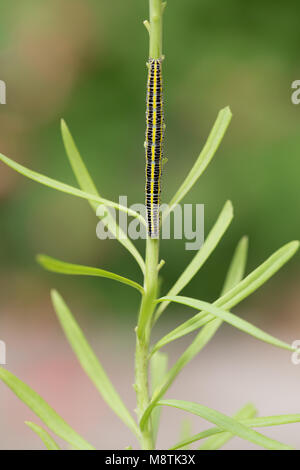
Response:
[149, 0, 163, 59]
[134, 0, 164, 450]
[135, 238, 159, 450]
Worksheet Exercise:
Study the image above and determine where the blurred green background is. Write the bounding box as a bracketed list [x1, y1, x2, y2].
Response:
[1, 0, 299, 318]
[0, 0, 300, 450]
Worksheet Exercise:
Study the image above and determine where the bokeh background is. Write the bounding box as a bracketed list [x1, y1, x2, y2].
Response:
[0, 0, 300, 450]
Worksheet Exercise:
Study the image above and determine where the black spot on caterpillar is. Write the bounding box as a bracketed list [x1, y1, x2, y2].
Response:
[145, 58, 165, 238]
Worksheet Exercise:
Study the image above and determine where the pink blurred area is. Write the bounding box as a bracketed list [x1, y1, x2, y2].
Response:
[1, 280, 300, 450]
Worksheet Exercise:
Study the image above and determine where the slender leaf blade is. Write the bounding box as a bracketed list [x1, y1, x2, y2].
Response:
[150, 352, 168, 445]
[0, 368, 94, 449]
[173, 242, 298, 372]
[158, 295, 295, 352]
[218, 240, 299, 311]
[51, 290, 140, 438]
[221, 236, 249, 295]
[153, 240, 298, 352]
[178, 419, 193, 450]
[151, 312, 212, 355]
[61, 119, 99, 211]
[167, 107, 232, 214]
[243, 414, 300, 428]
[155, 200, 233, 321]
[170, 428, 221, 450]
[37, 255, 144, 294]
[171, 412, 300, 450]
[145, 400, 292, 450]
[0, 152, 145, 225]
[147, 238, 249, 423]
[199, 402, 257, 450]
[25, 421, 61, 450]
[61, 120, 145, 273]
[145, 242, 298, 426]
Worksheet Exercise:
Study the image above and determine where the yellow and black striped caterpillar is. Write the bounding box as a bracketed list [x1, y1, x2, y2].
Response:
[145, 58, 165, 239]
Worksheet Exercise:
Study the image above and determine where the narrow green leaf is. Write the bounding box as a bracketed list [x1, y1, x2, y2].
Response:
[145, 238, 249, 425]
[0, 152, 145, 225]
[150, 352, 168, 445]
[199, 402, 257, 450]
[144, 242, 298, 427]
[188, 241, 298, 364]
[51, 290, 140, 438]
[60, 119, 99, 212]
[153, 240, 298, 353]
[151, 312, 212, 356]
[142, 400, 292, 450]
[167, 241, 248, 452]
[168, 241, 298, 388]
[37, 255, 144, 294]
[60, 120, 145, 274]
[170, 428, 220, 450]
[25, 421, 61, 450]
[155, 200, 233, 321]
[219, 240, 299, 311]
[148, 289, 296, 431]
[171, 412, 300, 450]
[178, 419, 193, 450]
[166, 107, 232, 216]
[221, 236, 249, 295]
[0, 368, 94, 450]
[243, 414, 300, 428]
[158, 295, 295, 352]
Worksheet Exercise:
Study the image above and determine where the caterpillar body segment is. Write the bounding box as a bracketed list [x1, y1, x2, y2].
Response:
[145, 58, 165, 239]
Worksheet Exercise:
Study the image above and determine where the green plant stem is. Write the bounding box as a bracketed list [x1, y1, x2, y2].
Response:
[134, 0, 164, 449]
[149, 0, 164, 59]
[135, 238, 159, 449]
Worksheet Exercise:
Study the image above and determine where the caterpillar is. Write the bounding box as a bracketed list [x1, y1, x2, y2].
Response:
[145, 57, 165, 239]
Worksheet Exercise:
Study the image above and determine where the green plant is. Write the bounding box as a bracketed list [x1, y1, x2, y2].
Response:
[0, 0, 299, 450]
